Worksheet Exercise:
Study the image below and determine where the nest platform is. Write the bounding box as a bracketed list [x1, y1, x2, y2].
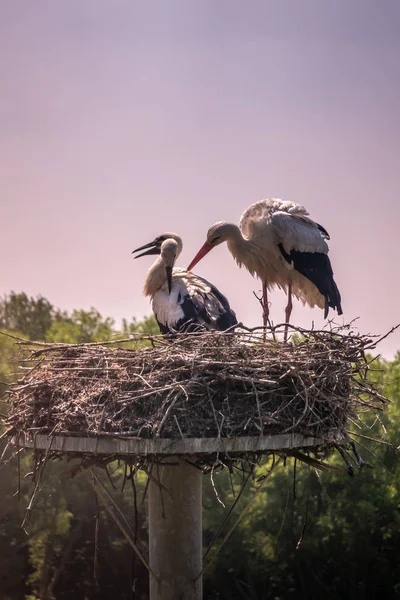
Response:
[4, 327, 385, 468]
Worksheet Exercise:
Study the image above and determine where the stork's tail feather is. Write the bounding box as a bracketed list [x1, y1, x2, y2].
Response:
[325, 276, 342, 318]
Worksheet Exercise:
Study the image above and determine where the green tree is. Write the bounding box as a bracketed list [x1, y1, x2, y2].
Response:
[0, 292, 60, 341]
[46, 309, 115, 343]
[121, 315, 159, 336]
[0, 328, 28, 415]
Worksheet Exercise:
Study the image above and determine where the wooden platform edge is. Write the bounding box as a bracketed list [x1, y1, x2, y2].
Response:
[11, 432, 336, 456]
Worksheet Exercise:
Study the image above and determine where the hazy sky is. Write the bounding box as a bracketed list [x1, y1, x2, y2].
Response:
[1, 1, 400, 356]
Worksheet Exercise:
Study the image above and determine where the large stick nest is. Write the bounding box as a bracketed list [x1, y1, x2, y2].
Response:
[5, 327, 386, 455]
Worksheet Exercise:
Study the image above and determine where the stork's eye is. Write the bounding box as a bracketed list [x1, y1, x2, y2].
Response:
[155, 235, 167, 245]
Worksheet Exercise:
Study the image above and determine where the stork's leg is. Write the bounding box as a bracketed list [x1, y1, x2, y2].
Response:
[262, 283, 269, 341]
[284, 284, 293, 343]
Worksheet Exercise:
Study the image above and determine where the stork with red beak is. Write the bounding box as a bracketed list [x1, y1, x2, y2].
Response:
[133, 233, 238, 335]
[187, 198, 342, 339]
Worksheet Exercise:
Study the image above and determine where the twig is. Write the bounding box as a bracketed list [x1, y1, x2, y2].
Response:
[84, 468, 156, 579]
[197, 458, 280, 580]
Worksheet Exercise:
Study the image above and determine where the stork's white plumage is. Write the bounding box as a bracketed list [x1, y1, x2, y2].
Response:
[132, 233, 237, 335]
[187, 199, 342, 337]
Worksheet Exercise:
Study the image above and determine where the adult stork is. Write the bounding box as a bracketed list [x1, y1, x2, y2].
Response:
[132, 232, 238, 334]
[187, 199, 342, 338]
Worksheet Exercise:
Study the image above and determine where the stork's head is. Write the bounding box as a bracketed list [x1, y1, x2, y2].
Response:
[132, 233, 182, 295]
[132, 232, 183, 259]
[187, 222, 238, 270]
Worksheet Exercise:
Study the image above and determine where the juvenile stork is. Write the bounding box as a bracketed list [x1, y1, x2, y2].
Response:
[187, 199, 342, 338]
[132, 233, 238, 334]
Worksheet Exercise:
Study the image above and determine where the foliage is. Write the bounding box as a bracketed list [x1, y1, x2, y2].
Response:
[121, 315, 160, 336]
[0, 292, 159, 346]
[0, 292, 60, 341]
[0, 331, 20, 393]
[46, 308, 115, 343]
[0, 328, 27, 413]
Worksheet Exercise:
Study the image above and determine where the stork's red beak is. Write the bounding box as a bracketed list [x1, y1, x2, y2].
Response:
[187, 241, 214, 271]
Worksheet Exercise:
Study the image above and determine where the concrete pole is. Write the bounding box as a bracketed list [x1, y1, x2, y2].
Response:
[148, 459, 203, 600]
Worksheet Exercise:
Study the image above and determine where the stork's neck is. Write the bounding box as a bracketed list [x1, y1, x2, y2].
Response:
[226, 225, 259, 271]
[143, 257, 167, 297]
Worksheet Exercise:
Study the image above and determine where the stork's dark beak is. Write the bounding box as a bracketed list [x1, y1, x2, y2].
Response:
[165, 266, 173, 294]
[132, 240, 160, 259]
[187, 241, 214, 271]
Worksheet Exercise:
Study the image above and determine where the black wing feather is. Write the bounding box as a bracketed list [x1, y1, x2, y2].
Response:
[278, 244, 342, 317]
[176, 285, 237, 332]
[316, 222, 330, 240]
[193, 276, 238, 331]
[155, 277, 237, 335]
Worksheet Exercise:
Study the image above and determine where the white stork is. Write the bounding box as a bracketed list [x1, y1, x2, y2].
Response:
[132, 233, 238, 334]
[187, 199, 342, 338]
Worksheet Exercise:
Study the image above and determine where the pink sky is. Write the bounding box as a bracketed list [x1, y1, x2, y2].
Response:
[1, 1, 400, 356]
